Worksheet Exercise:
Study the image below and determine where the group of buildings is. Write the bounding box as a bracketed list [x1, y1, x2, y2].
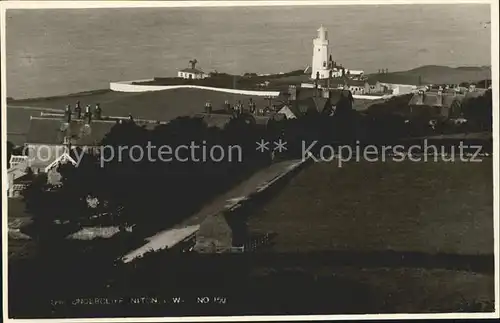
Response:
[8, 25, 489, 208]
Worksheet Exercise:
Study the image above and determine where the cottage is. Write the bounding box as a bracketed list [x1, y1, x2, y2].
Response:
[177, 59, 208, 80]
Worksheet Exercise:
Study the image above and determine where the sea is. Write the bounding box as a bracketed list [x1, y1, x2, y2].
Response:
[6, 4, 491, 99]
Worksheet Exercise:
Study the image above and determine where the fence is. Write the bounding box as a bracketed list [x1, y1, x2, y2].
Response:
[109, 80, 281, 97]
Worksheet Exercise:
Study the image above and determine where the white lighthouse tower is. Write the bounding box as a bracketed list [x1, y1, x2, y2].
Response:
[311, 25, 330, 79]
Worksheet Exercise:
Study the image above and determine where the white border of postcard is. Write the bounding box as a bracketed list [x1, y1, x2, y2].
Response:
[1, 0, 499, 321]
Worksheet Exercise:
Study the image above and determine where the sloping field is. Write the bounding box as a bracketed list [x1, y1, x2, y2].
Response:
[7, 88, 272, 144]
[248, 159, 493, 255]
[368, 65, 491, 85]
[245, 159, 494, 313]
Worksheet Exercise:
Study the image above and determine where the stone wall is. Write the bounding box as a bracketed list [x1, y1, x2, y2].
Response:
[109, 80, 280, 96]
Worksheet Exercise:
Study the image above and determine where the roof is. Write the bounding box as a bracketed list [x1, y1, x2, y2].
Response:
[346, 79, 368, 87]
[408, 92, 465, 108]
[297, 97, 330, 114]
[7, 164, 28, 181]
[289, 87, 353, 115]
[278, 106, 297, 119]
[9, 155, 28, 167]
[365, 78, 380, 85]
[179, 68, 205, 74]
[44, 152, 78, 173]
[13, 173, 33, 184]
[26, 117, 118, 146]
[465, 90, 487, 99]
[369, 73, 422, 86]
[443, 94, 465, 107]
[195, 113, 233, 129]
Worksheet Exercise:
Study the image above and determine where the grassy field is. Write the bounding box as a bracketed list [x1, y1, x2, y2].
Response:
[248, 159, 494, 255]
[244, 159, 494, 313]
[368, 65, 491, 85]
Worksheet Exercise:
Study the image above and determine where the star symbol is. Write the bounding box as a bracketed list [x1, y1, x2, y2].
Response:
[273, 139, 287, 152]
[256, 139, 269, 152]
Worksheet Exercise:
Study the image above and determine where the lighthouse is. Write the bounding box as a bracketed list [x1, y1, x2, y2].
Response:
[311, 25, 330, 79]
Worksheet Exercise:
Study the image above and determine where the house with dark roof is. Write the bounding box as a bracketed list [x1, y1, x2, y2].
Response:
[408, 90, 465, 120]
[25, 105, 166, 185]
[25, 105, 136, 176]
[279, 85, 353, 118]
[26, 116, 114, 172]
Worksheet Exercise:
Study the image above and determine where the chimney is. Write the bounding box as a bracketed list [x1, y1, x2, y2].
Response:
[416, 90, 424, 105]
[64, 104, 72, 122]
[75, 104, 82, 119]
[94, 103, 102, 120]
[85, 105, 92, 123]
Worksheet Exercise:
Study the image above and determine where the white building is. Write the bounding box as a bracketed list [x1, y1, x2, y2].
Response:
[310, 25, 364, 80]
[378, 83, 418, 95]
[177, 59, 208, 79]
[177, 68, 208, 80]
[311, 25, 332, 79]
